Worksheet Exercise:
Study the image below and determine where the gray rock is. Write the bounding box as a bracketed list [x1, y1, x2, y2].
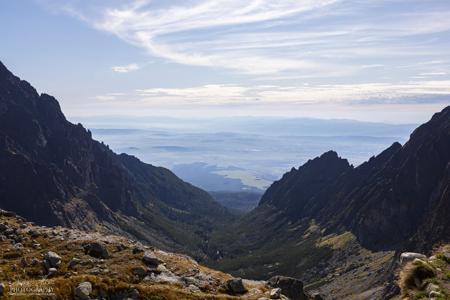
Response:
[0, 210, 15, 217]
[142, 251, 161, 266]
[426, 283, 440, 295]
[0, 283, 5, 296]
[400, 252, 426, 264]
[47, 267, 57, 276]
[44, 251, 61, 268]
[270, 288, 281, 299]
[69, 258, 81, 269]
[429, 290, 442, 298]
[268, 276, 307, 300]
[132, 266, 147, 277]
[75, 281, 92, 300]
[187, 284, 201, 293]
[133, 246, 145, 254]
[310, 292, 324, 300]
[226, 278, 247, 294]
[83, 242, 110, 259]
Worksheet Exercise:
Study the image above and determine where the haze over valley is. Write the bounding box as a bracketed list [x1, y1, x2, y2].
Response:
[79, 116, 416, 194]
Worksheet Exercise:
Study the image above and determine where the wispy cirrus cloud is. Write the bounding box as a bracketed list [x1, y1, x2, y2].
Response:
[35, 0, 450, 122]
[37, 0, 450, 79]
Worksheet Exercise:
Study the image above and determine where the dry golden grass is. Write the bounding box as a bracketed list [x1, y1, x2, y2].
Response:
[0, 215, 268, 299]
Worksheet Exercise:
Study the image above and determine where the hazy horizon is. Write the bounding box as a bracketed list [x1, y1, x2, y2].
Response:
[1, 1, 450, 123]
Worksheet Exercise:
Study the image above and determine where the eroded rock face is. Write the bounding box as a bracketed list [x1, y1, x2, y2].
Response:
[268, 276, 307, 300]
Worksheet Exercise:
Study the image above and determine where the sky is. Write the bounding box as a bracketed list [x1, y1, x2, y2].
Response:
[1, 0, 450, 123]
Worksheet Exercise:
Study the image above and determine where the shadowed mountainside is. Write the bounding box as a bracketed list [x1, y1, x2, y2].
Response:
[208, 106, 450, 297]
[0, 61, 232, 258]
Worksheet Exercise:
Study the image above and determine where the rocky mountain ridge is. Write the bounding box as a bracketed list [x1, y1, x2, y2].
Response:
[207, 105, 450, 298]
[0, 61, 231, 259]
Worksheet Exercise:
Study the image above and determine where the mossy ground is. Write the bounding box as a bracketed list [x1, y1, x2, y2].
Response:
[398, 245, 450, 300]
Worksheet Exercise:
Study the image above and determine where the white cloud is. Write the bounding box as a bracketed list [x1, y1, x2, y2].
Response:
[93, 80, 450, 107]
[111, 63, 139, 73]
[38, 0, 450, 78]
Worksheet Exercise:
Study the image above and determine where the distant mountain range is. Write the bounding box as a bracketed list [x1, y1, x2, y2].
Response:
[0, 61, 231, 258]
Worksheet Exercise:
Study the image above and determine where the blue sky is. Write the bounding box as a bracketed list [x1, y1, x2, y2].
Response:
[1, 0, 450, 123]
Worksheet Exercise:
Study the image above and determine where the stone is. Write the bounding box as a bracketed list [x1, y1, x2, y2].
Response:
[75, 282, 92, 300]
[68, 258, 81, 269]
[270, 288, 281, 299]
[44, 251, 61, 268]
[426, 283, 439, 296]
[132, 246, 145, 254]
[0, 283, 5, 296]
[310, 292, 324, 300]
[268, 276, 307, 300]
[400, 252, 426, 264]
[132, 266, 147, 277]
[0, 224, 8, 232]
[429, 291, 442, 298]
[116, 244, 127, 252]
[83, 242, 109, 259]
[142, 251, 161, 266]
[226, 278, 247, 294]
[188, 284, 201, 293]
[47, 268, 57, 276]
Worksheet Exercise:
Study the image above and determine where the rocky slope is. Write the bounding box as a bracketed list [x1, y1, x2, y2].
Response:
[0, 61, 231, 258]
[0, 209, 322, 300]
[208, 106, 450, 298]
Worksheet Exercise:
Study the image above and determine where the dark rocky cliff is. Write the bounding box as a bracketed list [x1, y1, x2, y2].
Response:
[0, 61, 231, 256]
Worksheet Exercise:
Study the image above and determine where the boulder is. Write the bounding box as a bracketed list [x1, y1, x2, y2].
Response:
[270, 287, 281, 299]
[44, 251, 61, 269]
[0, 283, 5, 296]
[268, 276, 307, 300]
[47, 268, 57, 277]
[75, 282, 92, 300]
[310, 292, 324, 300]
[226, 278, 247, 294]
[83, 242, 109, 259]
[68, 258, 81, 269]
[132, 266, 147, 277]
[400, 252, 426, 264]
[142, 251, 161, 266]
